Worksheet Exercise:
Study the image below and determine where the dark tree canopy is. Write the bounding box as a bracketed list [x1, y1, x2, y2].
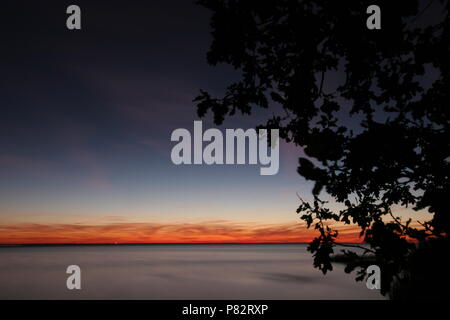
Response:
[195, 0, 450, 298]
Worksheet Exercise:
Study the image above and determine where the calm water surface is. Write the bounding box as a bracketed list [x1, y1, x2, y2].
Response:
[0, 244, 383, 299]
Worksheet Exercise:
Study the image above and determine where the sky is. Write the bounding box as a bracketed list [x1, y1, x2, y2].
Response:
[0, 0, 434, 244]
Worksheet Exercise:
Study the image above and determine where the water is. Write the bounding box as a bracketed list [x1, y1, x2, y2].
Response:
[0, 244, 383, 299]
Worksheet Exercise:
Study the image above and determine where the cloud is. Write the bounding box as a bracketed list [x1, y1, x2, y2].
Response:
[0, 220, 362, 244]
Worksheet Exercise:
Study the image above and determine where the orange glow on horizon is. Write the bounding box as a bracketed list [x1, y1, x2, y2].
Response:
[0, 221, 363, 244]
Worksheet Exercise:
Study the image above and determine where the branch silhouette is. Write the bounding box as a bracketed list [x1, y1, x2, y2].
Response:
[195, 0, 450, 299]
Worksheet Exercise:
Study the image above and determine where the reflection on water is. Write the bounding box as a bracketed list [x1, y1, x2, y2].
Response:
[0, 244, 383, 299]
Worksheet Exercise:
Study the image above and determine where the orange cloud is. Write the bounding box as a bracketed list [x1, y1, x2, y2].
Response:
[0, 221, 362, 244]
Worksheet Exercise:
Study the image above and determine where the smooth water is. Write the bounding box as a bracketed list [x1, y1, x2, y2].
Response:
[0, 244, 383, 299]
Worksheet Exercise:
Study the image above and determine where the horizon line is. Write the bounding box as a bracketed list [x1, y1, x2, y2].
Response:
[0, 242, 364, 246]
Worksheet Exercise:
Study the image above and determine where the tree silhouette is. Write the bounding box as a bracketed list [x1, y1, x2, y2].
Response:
[195, 0, 449, 299]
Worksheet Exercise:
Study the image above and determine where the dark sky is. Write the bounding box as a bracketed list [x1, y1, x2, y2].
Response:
[0, 0, 439, 242]
[0, 0, 309, 232]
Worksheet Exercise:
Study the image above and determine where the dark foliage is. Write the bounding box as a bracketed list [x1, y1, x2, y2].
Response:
[195, 0, 449, 298]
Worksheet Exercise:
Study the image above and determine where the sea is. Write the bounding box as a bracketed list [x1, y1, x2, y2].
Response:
[0, 244, 383, 299]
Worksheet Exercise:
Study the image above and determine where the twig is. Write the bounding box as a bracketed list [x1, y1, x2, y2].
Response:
[334, 242, 376, 254]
